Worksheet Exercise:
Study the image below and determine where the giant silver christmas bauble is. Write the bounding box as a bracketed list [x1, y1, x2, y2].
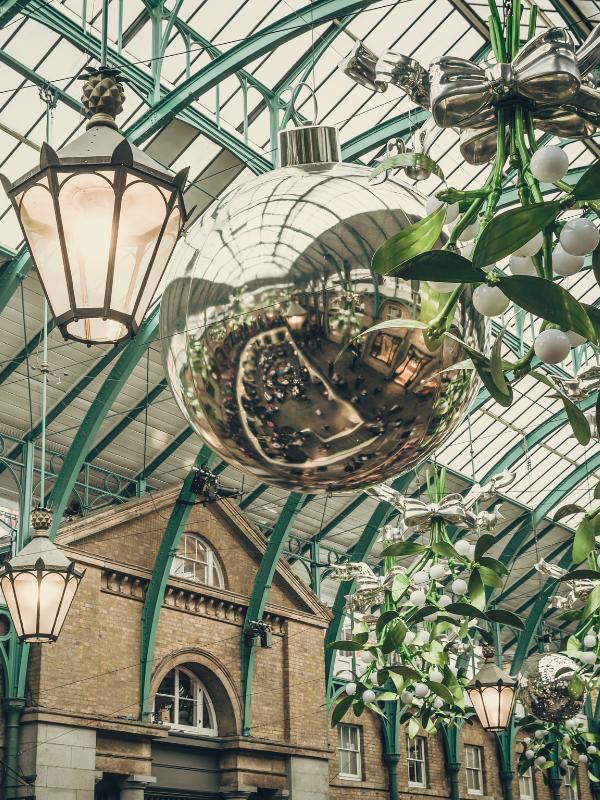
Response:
[161, 149, 484, 492]
[521, 652, 584, 722]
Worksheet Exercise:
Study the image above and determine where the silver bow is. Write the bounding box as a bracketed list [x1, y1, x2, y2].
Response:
[535, 558, 599, 609]
[554, 366, 600, 401]
[366, 469, 515, 532]
[339, 27, 600, 165]
[330, 561, 407, 614]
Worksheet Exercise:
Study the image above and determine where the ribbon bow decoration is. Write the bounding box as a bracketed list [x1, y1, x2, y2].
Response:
[535, 558, 599, 609]
[330, 561, 407, 614]
[366, 469, 515, 533]
[339, 27, 600, 165]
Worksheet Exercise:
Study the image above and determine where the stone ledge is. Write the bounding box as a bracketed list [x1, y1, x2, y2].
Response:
[20, 707, 169, 739]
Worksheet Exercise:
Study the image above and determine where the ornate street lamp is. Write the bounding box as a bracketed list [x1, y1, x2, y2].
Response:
[1, 68, 188, 345]
[466, 645, 520, 732]
[0, 507, 85, 643]
[284, 300, 308, 331]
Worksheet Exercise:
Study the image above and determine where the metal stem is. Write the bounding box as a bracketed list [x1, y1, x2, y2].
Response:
[100, 0, 109, 67]
[39, 300, 48, 504]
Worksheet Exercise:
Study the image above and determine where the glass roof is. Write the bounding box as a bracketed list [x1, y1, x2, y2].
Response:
[0, 0, 598, 652]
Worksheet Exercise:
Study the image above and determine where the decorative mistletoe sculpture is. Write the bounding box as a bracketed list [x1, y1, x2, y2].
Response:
[339, 0, 600, 446]
[329, 466, 524, 736]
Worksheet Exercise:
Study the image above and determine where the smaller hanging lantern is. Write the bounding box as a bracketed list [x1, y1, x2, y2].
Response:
[0, 507, 85, 643]
[1, 67, 189, 345]
[466, 645, 519, 732]
[284, 300, 308, 331]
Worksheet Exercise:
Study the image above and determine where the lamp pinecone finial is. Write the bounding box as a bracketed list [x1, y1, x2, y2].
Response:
[80, 67, 125, 130]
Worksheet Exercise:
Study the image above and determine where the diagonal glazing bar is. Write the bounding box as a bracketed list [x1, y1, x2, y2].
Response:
[124, 0, 383, 144]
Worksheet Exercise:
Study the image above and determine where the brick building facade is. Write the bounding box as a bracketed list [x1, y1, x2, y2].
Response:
[3, 489, 593, 800]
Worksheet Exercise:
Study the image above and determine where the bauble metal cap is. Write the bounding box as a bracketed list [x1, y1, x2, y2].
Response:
[279, 124, 341, 168]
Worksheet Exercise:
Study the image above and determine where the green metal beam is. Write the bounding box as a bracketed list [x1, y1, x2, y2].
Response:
[122, 427, 194, 497]
[87, 379, 168, 463]
[324, 472, 414, 693]
[0, 251, 31, 318]
[47, 307, 160, 539]
[0, 47, 83, 115]
[241, 491, 313, 734]
[341, 110, 429, 161]
[124, 0, 382, 144]
[239, 484, 269, 510]
[0, 318, 54, 386]
[139, 446, 211, 718]
[511, 548, 572, 673]
[0, 0, 35, 28]
[27, 3, 272, 174]
[0, 341, 126, 479]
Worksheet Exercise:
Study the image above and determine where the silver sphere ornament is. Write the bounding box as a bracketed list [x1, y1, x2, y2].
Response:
[362, 689, 376, 704]
[521, 652, 584, 722]
[451, 578, 468, 596]
[584, 633, 598, 648]
[401, 690, 414, 704]
[404, 631, 416, 646]
[579, 753, 589, 764]
[535, 756, 547, 767]
[438, 594, 452, 607]
[161, 124, 483, 493]
[430, 563, 447, 580]
[588, 746, 598, 755]
[566, 330, 586, 347]
[345, 682, 357, 696]
[433, 696, 444, 709]
[410, 589, 427, 607]
[458, 220, 480, 242]
[525, 749, 535, 760]
[425, 195, 459, 224]
[414, 682, 430, 698]
[428, 280, 458, 294]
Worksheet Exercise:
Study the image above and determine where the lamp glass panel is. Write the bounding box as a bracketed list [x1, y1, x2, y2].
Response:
[11, 571, 40, 637]
[59, 171, 115, 309]
[19, 181, 70, 317]
[0, 574, 24, 638]
[65, 317, 128, 343]
[134, 204, 181, 326]
[51, 574, 79, 637]
[111, 180, 168, 316]
[38, 571, 67, 634]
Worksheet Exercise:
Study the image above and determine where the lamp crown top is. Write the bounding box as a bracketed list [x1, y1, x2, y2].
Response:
[80, 67, 125, 131]
[481, 644, 497, 661]
[30, 506, 52, 535]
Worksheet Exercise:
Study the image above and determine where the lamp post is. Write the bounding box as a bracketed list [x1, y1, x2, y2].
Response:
[0, 507, 85, 643]
[466, 645, 520, 732]
[1, 67, 188, 345]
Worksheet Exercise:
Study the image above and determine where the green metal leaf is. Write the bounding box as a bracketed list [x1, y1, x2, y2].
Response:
[572, 161, 600, 201]
[474, 534, 496, 561]
[331, 694, 354, 726]
[496, 275, 596, 343]
[468, 569, 486, 609]
[557, 569, 600, 581]
[445, 602, 487, 619]
[472, 202, 561, 269]
[371, 152, 444, 182]
[382, 619, 407, 653]
[427, 681, 455, 704]
[490, 324, 510, 398]
[327, 640, 364, 651]
[573, 517, 596, 564]
[386, 250, 485, 283]
[372, 206, 446, 275]
[529, 370, 592, 446]
[478, 555, 508, 576]
[595, 481, 600, 500]
[485, 609, 524, 629]
[568, 673, 585, 700]
[408, 716, 420, 739]
[388, 665, 421, 681]
[478, 566, 503, 588]
[376, 609, 400, 637]
[432, 541, 459, 558]
[382, 541, 427, 557]
[593, 246, 600, 289]
[553, 503, 586, 523]
[582, 582, 600, 619]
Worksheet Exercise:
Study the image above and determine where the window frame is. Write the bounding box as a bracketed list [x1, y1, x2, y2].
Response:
[563, 765, 578, 800]
[407, 735, 428, 788]
[465, 744, 484, 796]
[519, 765, 535, 800]
[338, 723, 362, 780]
[153, 666, 218, 736]
[170, 532, 225, 588]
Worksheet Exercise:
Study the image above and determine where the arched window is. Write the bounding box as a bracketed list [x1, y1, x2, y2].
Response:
[154, 666, 218, 735]
[170, 533, 224, 588]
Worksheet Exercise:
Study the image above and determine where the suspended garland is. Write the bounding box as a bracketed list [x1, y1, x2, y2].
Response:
[339, 0, 600, 446]
[329, 466, 524, 735]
